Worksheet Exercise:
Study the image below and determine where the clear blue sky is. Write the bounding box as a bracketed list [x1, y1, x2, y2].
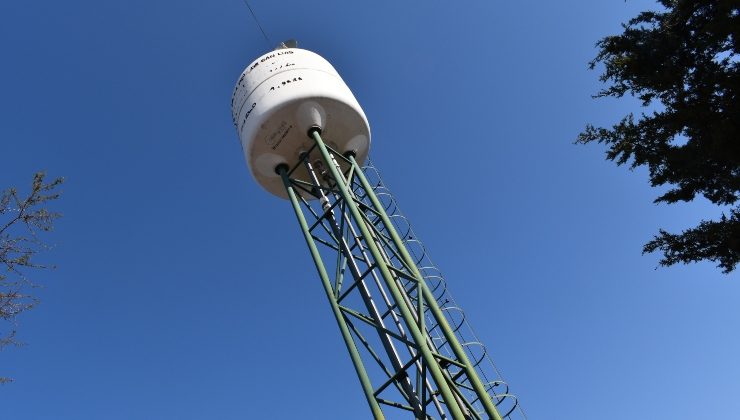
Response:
[2, 1, 738, 418]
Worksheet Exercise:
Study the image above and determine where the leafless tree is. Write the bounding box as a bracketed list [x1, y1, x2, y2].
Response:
[1, 172, 63, 383]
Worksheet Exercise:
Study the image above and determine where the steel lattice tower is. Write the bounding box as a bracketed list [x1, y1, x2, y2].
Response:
[231, 43, 523, 420]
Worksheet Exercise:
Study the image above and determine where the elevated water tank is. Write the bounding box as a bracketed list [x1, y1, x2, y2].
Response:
[231, 46, 371, 199]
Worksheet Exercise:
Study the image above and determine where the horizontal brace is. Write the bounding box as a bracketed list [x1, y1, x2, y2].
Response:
[345, 316, 396, 380]
[339, 305, 381, 330]
[424, 390, 442, 407]
[311, 234, 340, 253]
[379, 303, 400, 320]
[324, 144, 352, 165]
[432, 352, 466, 370]
[307, 196, 343, 233]
[356, 211, 417, 275]
[289, 179, 320, 198]
[299, 197, 340, 247]
[386, 264, 422, 283]
[338, 305, 418, 349]
[336, 263, 376, 304]
[348, 240, 360, 252]
[376, 397, 416, 412]
[290, 178, 340, 197]
[355, 199, 384, 219]
[455, 379, 476, 394]
[451, 368, 466, 383]
[287, 142, 317, 176]
[373, 354, 421, 397]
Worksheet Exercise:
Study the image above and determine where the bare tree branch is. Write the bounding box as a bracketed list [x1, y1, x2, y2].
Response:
[1, 172, 63, 383]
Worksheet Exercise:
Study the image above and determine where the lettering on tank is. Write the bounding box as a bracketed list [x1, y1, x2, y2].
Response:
[241, 102, 257, 126]
[248, 50, 293, 71]
[265, 121, 293, 151]
[233, 51, 298, 111]
[272, 124, 293, 151]
[268, 62, 294, 73]
[269, 76, 303, 91]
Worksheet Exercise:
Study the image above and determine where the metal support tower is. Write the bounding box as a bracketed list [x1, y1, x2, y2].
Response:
[276, 128, 518, 419]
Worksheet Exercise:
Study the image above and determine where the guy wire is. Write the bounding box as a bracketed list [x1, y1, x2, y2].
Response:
[241, 0, 272, 48]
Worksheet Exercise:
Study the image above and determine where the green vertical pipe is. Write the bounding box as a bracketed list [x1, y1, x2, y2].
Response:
[349, 155, 505, 420]
[310, 130, 468, 420]
[279, 166, 385, 420]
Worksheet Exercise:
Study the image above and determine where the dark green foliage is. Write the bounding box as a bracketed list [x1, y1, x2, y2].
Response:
[578, 0, 740, 273]
[644, 209, 740, 273]
[1, 173, 63, 383]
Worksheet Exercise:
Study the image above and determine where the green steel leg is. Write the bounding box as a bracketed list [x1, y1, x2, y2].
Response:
[279, 166, 385, 420]
[301, 155, 425, 416]
[348, 155, 505, 420]
[310, 130, 468, 420]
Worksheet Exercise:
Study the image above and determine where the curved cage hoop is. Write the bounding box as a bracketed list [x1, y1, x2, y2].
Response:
[351, 159, 528, 420]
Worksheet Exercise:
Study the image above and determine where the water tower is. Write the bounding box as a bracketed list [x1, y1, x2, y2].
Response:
[231, 43, 523, 419]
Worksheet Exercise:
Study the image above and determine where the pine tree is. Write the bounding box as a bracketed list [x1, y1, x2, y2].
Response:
[578, 0, 739, 273]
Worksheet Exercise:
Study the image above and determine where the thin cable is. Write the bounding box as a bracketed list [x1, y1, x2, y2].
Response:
[241, 0, 272, 48]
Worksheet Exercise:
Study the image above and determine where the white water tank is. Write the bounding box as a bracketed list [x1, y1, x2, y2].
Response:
[231, 46, 371, 199]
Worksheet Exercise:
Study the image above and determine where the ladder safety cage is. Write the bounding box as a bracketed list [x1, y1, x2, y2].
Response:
[278, 129, 526, 419]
